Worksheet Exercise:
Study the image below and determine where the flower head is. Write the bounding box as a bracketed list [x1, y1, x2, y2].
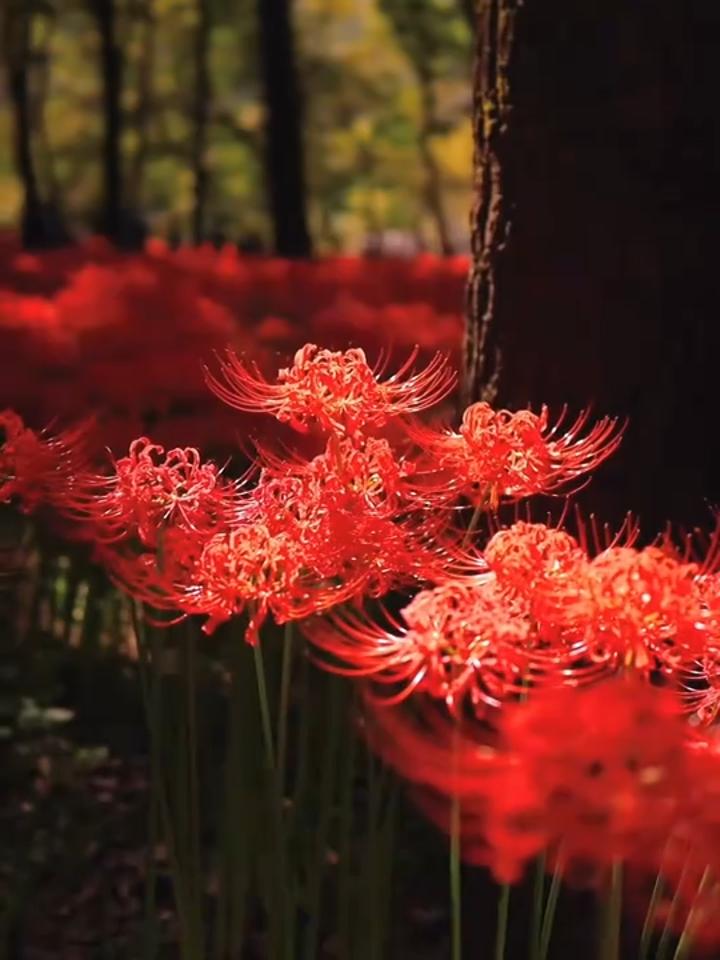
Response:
[308, 574, 602, 713]
[206, 343, 456, 436]
[0, 410, 89, 513]
[68, 438, 238, 547]
[408, 403, 622, 507]
[588, 546, 711, 668]
[485, 521, 591, 628]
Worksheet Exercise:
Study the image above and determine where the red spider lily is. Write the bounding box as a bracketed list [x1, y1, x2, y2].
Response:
[103, 465, 444, 640]
[367, 679, 698, 884]
[678, 650, 720, 725]
[98, 526, 204, 615]
[63, 438, 241, 547]
[362, 695, 497, 797]
[255, 432, 456, 521]
[261, 467, 454, 599]
[205, 343, 456, 436]
[484, 521, 592, 628]
[479, 679, 696, 883]
[173, 521, 361, 640]
[588, 545, 714, 669]
[306, 574, 607, 714]
[675, 574, 720, 722]
[646, 742, 720, 950]
[0, 409, 90, 513]
[407, 402, 623, 507]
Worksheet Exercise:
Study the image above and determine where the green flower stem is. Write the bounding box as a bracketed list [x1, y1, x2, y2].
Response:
[599, 861, 623, 960]
[657, 859, 691, 960]
[461, 504, 484, 549]
[275, 623, 295, 960]
[132, 604, 196, 960]
[449, 794, 462, 960]
[529, 853, 546, 960]
[182, 621, 204, 959]
[252, 639, 276, 771]
[673, 867, 711, 960]
[338, 718, 358, 956]
[538, 857, 564, 960]
[639, 869, 665, 960]
[303, 676, 343, 959]
[276, 622, 294, 803]
[495, 883, 511, 960]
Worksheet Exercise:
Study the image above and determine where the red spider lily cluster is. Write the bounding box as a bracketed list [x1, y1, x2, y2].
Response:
[3, 322, 720, 949]
[0, 234, 465, 453]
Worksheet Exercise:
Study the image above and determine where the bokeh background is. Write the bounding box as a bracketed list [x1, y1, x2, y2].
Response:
[0, 0, 473, 253]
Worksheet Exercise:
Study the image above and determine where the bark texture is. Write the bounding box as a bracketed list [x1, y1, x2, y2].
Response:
[257, 0, 312, 257]
[463, 0, 720, 531]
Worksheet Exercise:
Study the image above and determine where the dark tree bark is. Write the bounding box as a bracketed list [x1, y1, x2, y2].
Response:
[257, 0, 312, 257]
[34, 14, 63, 217]
[191, 0, 211, 244]
[462, 0, 520, 408]
[458, 0, 477, 32]
[90, 0, 124, 243]
[2, 4, 59, 247]
[463, 0, 720, 532]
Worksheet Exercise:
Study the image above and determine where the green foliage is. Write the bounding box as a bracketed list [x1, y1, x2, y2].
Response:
[0, 0, 473, 249]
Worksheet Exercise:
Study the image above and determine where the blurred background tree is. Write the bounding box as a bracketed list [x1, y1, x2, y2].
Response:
[0, 0, 475, 251]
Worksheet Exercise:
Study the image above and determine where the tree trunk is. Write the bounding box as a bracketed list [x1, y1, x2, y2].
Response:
[257, 0, 312, 257]
[191, 0, 211, 244]
[3, 5, 48, 247]
[458, 0, 477, 32]
[91, 0, 124, 244]
[463, 0, 720, 531]
[462, 0, 520, 408]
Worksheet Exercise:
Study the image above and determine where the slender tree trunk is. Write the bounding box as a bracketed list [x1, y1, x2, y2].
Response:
[127, 2, 156, 210]
[257, 0, 312, 257]
[191, 0, 211, 244]
[416, 66, 454, 256]
[458, 0, 477, 32]
[34, 17, 63, 216]
[91, 0, 123, 243]
[3, 6, 47, 247]
[462, 0, 520, 408]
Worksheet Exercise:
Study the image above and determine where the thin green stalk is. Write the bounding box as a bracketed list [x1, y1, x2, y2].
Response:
[252, 639, 276, 770]
[529, 853, 546, 960]
[365, 751, 387, 960]
[639, 870, 665, 960]
[449, 795, 462, 960]
[131, 604, 160, 960]
[495, 883, 511, 960]
[277, 622, 294, 802]
[142, 623, 161, 960]
[275, 623, 294, 960]
[461, 504, 484, 549]
[450, 719, 462, 960]
[673, 867, 711, 960]
[599, 861, 623, 960]
[303, 676, 343, 959]
[338, 711, 358, 958]
[657, 859, 692, 960]
[132, 605, 195, 960]
[291, 651, 311, 824]
[374, 772, 399, 958]
[538, 858, 564, 960]
[215, 637, 251, 960]
[182, 622, 203, 958]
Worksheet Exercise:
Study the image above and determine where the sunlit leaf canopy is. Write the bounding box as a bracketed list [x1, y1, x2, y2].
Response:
[0, 0, 473, 251]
